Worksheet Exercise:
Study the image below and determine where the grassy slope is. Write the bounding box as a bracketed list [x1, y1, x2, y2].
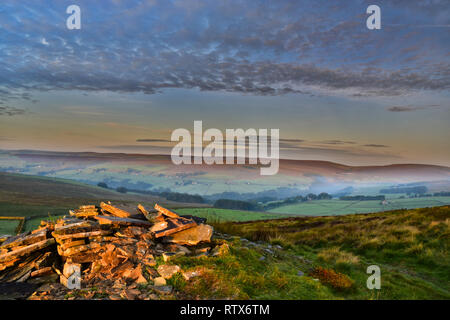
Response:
[268, 197, 450, 216]
[0, 172, 206, 233]
[163, 206, 449, 300]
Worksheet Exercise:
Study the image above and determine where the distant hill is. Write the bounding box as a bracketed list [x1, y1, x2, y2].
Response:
[0, 172, 166, 207]
[1, 149, 449, 196]
[0, 171, 206, 227]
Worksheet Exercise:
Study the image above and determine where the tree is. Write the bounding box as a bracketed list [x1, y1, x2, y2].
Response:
[116, 186, 128, 194]
[318, 192, 332, 200]
[307, 193, 317, 200]
[97, 182, 108, 189]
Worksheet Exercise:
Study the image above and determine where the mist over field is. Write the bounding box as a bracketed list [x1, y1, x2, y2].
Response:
[1, 149, 449, 198]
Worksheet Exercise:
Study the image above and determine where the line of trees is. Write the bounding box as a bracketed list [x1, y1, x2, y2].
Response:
[339, 195, 385, 201]
[97, 182, 205, 203]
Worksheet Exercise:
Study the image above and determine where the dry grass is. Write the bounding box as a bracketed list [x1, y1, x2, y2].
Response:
[317, 247, 360, 265]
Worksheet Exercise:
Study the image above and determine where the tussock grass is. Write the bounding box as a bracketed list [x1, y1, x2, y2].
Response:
[207, 206, 450, 299]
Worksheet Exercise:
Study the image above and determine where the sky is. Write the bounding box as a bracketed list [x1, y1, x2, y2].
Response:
[0, 0, 449, 166]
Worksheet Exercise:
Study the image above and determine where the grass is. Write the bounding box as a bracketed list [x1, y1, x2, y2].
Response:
[199, 206, 450, 299]
[0, 219, 20, 235]
[163, 239, 334, 299]
[268, 197, 450, 216]
[176, 207, 294, 222]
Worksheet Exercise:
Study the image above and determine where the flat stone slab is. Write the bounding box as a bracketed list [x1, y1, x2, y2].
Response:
[94, 215, 152, 227]
[162, 224, 213, 246]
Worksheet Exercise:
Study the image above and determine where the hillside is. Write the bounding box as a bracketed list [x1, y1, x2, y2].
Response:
[196, 206, 449, 299]
[1, 188, 448, 299]
[0, 172, 205, 234]
[1, 149, 449, 196]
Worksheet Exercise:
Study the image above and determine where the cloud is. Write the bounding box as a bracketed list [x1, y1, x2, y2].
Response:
[321, 140, 356, 145]
[0, 0, 448, 101]
[387, 105, 441, 112]
[363, 144, 389, 148]
[136, 139, 171, 143]
[0, 106, 27, 116]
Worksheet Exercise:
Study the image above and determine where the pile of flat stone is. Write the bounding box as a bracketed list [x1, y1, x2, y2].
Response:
[0, 202, 223, 300]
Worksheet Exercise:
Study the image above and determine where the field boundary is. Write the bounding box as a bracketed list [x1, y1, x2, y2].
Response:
[0, 216, 26, 234]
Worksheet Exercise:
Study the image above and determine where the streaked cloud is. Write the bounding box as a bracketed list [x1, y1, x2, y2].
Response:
[387, 105, 441, 112]
[364, 144, 389, 148]
[0, 0, 448, 102]
[0, 106, 27, 116]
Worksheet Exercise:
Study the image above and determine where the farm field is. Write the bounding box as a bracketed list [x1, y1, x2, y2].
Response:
[0, 219, 20, 235]
[176, 207, 294, 222]
[268, 197, 450, 216]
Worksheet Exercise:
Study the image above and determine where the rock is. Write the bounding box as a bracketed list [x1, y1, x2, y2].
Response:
[157, 265, 181, 279]
[152, 285, 172, 295]
[162, 251, 185, 262]
[150, 221, 168, 233]
[194, 247, 210, 254]
[142, 258, 157, 267]
[154, 204, 180, 218]
[27, 273, 59, 285]
[211, 243, 229, 257]
[100, 202, 132, 218]
[36, 283, 53, 292]
[30, 267, 54, 278]
[121, 288, 140, 300]
[162, 224, 213, 246]
[175, 245, 191, 255]
[182, 270, 201, 281]
[94, 216, 151, 227]
[153, 217, 197, 238]
[148, 293, 159, 300]
[153, 277, 166, 286]
[128, 264, 147, 284]
[63, 261, 81, 278]
[180, 215, 207, 224]
[0, 238, 55, 263]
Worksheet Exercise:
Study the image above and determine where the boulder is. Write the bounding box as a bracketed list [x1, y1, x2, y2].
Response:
[153, 277, 166, 286]
[157, 264, 181, 279]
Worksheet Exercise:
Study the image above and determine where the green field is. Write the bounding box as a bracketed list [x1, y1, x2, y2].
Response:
[268, 197, 450, 216]
[176, 208, 294, 222]
[0, 219, 20, 235]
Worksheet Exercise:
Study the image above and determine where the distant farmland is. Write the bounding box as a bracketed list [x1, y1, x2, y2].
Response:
[267, 197, 450, 216]
[176, 207, 294, 222]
